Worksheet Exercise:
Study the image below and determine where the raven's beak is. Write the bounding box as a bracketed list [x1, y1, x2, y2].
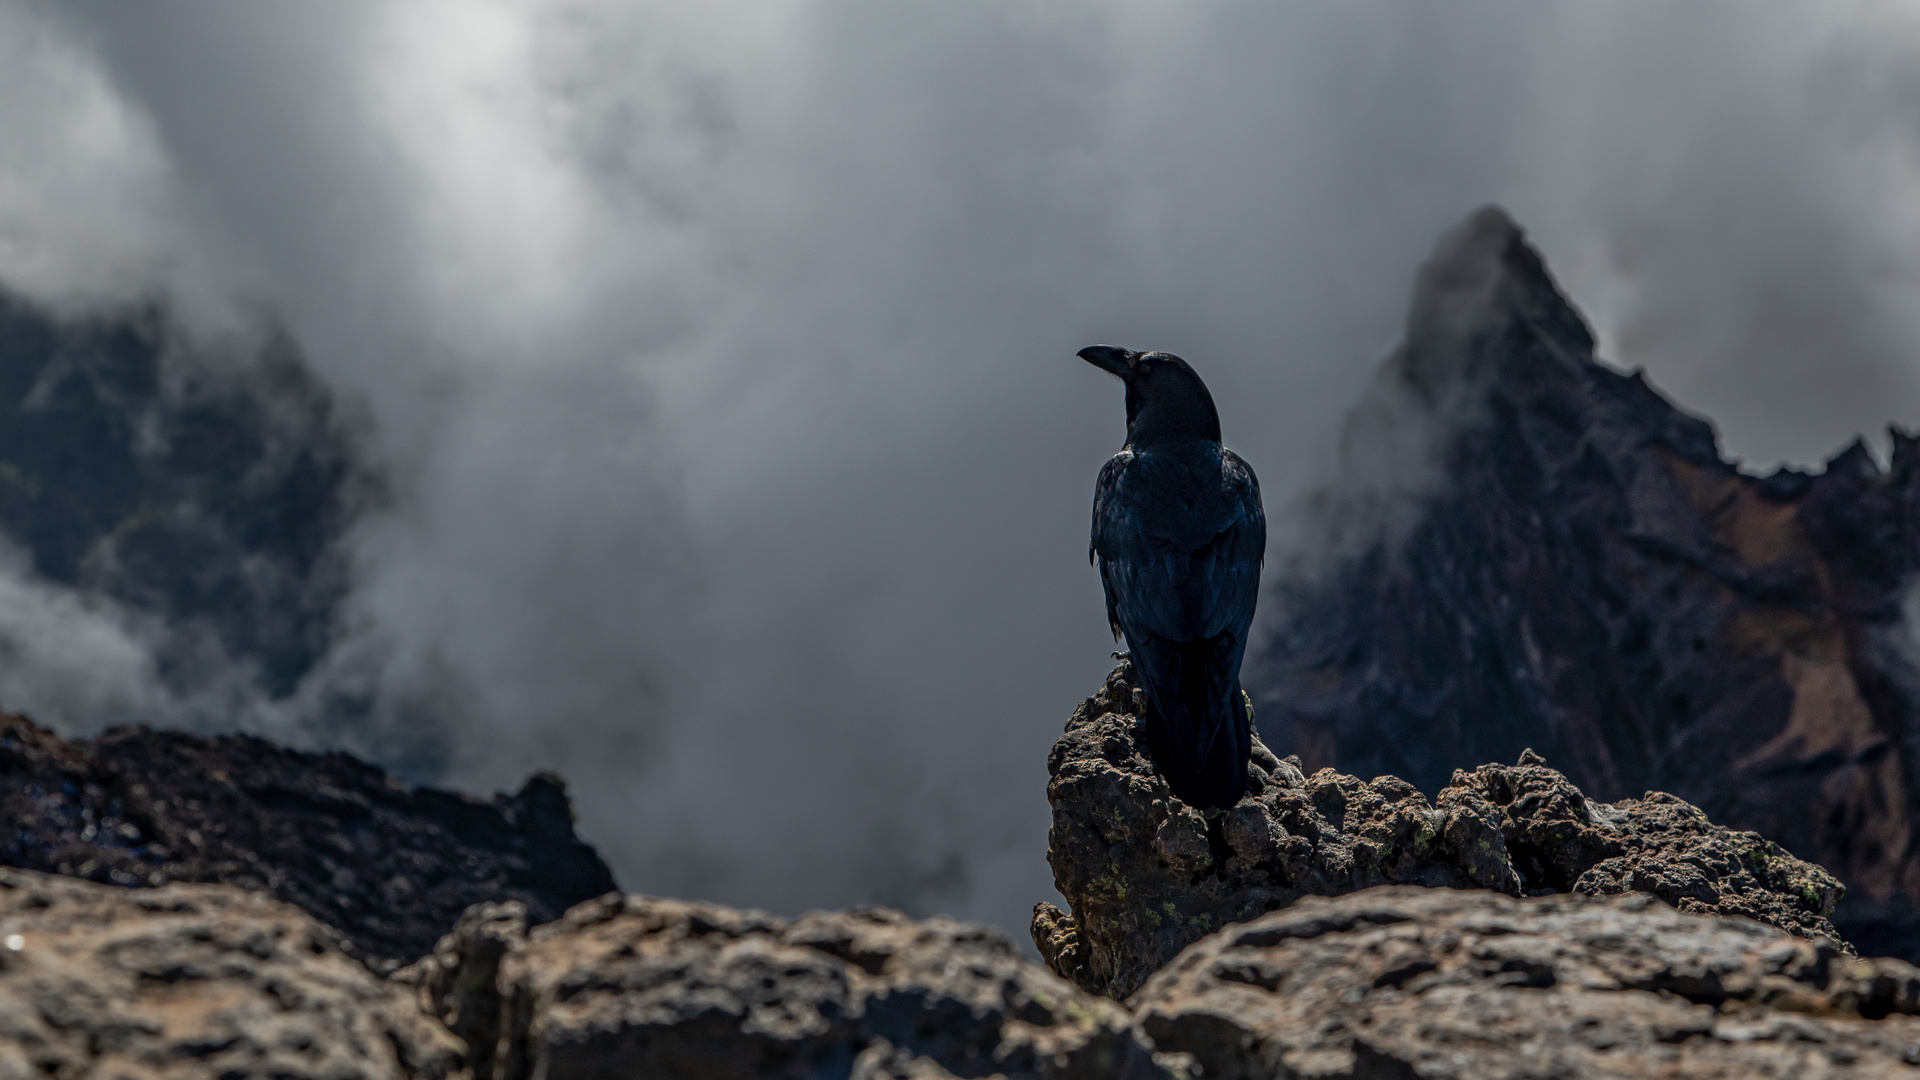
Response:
[1078, 344, 1135, 379]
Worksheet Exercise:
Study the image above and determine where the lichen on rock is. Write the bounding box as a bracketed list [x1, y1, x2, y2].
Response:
[1034, 660, 1847, 999]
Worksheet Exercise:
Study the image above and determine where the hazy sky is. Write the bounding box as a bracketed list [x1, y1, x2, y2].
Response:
[5, 0, 1920, 942]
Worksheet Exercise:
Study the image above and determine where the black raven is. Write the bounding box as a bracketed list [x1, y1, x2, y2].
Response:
[1080, 344, 1265, 810]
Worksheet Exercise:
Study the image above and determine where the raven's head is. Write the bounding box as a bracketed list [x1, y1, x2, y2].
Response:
[1078, 344, 1222, 447]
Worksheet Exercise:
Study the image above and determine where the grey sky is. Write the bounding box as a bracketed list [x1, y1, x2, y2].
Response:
[3, 0, 1920, 941]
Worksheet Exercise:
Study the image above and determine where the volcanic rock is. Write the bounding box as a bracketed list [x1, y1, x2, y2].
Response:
[1251, 205, 1920, 958]
[1032, 659, 1845, 1000]
[399, 892, 1170, 1080]
[0, 865, 461, 1080]
[0, 711, 615, 968]
[1132, 886, 1920, 1080]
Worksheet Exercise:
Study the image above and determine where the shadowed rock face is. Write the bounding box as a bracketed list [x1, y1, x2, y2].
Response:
[398, 894, 1169, 1080]
[0, 289, 371, 701]
[1033, 661, 1844, 1000]
[1133, 886, 1920, 1080]
[0, 712, 615, 968]
[1250, 206, 1920, 959]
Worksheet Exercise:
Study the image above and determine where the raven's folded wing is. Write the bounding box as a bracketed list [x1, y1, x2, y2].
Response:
[1092, 446, 1265, 782]
[1192, 449, 1265, 641]
[1092, 447, 1265, 646]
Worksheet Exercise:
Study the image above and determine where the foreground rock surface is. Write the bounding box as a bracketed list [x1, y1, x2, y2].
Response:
[1135, 886, 1920, 1080]
[0, 712, 615, 968]
[7, 800, 1916, 1080]
[0, 866, 460, 1080]
[403, 893, 1169, 1080]
[1034, 661, 1846, 999]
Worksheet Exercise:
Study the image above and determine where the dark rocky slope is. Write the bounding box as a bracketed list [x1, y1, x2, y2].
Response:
[1034, 660, 1847, 1000]
[0, 711, 614, 968]
[1250, 206, 1920, 957]
[0, 289, 371, 701]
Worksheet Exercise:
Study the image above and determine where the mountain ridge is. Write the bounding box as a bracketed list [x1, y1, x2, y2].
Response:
[1250, 205, 1920, 957]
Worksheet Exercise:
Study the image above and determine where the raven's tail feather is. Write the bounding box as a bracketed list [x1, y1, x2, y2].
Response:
[1130, 632, 1252, 811]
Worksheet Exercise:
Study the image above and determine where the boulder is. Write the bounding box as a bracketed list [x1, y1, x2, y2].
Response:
[400, 893, 1170, 1080]
[0, 711, 616, 969]
[1132, 886, 1920, 1080]
[1033, 660, 1845, 999]
[0, 865, 461, 1080]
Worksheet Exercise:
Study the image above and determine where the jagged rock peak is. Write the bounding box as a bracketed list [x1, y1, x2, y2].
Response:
[1311, 206, 1644, 560]
[1398, 204, 1596, 396]
[1252, 206, 1920, 963]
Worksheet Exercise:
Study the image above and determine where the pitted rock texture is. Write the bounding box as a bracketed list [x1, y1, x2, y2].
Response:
[1251, 206, 1920, 959]
[0, 865, 461, 1080]
[1033, 661, 1845, 999]
[1132, 886, 1920, 1080]
[401, 893, 1169, 1080]
[0, 712, 616, 969]
[1452, 756, 1845, 944]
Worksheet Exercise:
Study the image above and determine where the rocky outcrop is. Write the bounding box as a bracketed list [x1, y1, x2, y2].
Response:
[1133, 886, 1920, 1080]
[400, 893, 1169, 1080]
[0, 712, 615, 968]
[1249, 206, 1920, 958]
[0, 865, 461, 1080]
[1033, 660, 1846, 999]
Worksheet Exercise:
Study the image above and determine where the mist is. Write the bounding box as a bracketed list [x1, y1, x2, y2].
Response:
[4, 0, 1920, 941]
